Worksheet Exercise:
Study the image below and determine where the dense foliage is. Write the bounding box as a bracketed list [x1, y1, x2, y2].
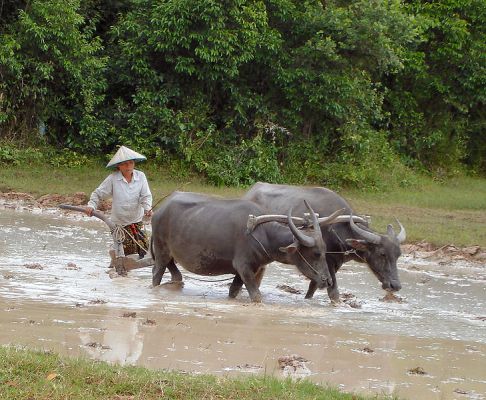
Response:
[1, 0, 484, 187]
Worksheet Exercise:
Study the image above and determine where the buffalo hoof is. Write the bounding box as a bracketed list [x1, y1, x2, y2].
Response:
[228, 287, 242, 298]
[249, 293, 263, 303]
[330, 298, 342, 307]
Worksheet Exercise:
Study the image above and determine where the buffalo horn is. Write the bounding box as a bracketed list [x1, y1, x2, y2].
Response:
[304, 200, 320, 232]
[315, 207, 347, 226]
[349, 213, 381, 244]
[287, 207, 315, 248]
[246, 214, 306, 233]
[395, 218, 406, 243]
[326, 215, 368, 225]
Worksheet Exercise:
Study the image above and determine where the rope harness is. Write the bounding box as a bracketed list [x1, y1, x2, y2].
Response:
[328, 226, 367, 262]
[248, 225, 367, 265]
[249, 229, 325, 276]
[249, 232, 272, 259]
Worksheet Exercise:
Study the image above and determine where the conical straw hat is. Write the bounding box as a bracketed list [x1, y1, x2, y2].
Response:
[106, 146, 147, 168]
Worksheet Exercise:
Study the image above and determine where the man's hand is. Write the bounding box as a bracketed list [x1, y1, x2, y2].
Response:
[144, 209, 153, 218]
[85, 206, 95, 217]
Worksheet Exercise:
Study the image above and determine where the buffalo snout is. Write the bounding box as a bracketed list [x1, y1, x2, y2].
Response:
[382, 280, 402, 292]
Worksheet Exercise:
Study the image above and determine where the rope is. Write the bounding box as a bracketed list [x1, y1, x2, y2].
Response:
[111, 225, 126, 243]
[249, 232, 272, 259]
[112, 224, 149, 253]
[329, 227, 366, 262]
[296, 248, 321, 275]
[183, 274, 234, 283]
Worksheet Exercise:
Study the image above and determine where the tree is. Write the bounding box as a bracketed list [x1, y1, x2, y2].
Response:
[0, 0, 106, 146]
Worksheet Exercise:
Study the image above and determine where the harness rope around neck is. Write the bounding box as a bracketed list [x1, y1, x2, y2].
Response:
[249, 231, 321, 276]
[329, 227, 366, 262]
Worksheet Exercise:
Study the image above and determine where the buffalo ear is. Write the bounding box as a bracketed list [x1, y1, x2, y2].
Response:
[279, 243, 298, 254]
[346, 238, 368, 251]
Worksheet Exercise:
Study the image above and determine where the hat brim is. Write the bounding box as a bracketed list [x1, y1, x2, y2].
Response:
[106, 157, 146, 168]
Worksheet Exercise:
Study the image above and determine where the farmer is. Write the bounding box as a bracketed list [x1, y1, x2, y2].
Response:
[85, 145, 153, 263]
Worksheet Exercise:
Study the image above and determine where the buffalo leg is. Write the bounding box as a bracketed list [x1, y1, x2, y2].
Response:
[166, 259, 183, 282]
[326, 265, 340, 303]
[255, 266, 266, 288]
[233, 262, 262, 303]
[229, 274, 244, 298]
[305, 280, 318, 299]
[151, 238, 173, 287]
[152, 264, 167, 287]
[305, 264, 340, 303]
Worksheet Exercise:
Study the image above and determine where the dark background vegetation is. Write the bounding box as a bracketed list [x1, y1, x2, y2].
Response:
[1, 0, 484, 188]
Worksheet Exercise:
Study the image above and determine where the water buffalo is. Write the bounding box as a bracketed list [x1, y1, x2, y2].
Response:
[150, 191, 344, 303]
[243, 182, 406, 302]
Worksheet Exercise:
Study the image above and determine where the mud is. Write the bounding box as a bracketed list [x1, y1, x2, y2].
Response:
[1, 194, 486, 400]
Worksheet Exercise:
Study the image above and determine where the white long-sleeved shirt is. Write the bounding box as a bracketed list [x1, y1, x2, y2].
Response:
[87, 169, 152, 226]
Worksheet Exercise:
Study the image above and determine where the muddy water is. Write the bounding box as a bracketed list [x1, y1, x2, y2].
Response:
[1, 207, 485, 400]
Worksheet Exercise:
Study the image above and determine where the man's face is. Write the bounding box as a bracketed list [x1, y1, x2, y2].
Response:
[117, 160, 135, 175]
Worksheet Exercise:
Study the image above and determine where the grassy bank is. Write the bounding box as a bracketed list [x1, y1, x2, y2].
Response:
[0, 347, 384, 400]
[1, 159, 486, 247]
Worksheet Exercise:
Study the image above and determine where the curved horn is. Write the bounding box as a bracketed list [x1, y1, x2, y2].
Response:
[395, 218, 406, 243]
[246, 214, 306, 233]
[326, 214, 368, 225]
[287, 207, 315, 248]
[316, 207, 347, 226]
[304, 200, 320, 232]
[349, 213, 381, 244]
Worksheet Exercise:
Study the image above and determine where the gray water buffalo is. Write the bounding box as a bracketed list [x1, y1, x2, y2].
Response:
[243, 182, 406, 302]
[150, 191, 344, 303]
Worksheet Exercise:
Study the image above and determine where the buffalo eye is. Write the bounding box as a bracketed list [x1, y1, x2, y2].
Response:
[314, 251, 322, 258]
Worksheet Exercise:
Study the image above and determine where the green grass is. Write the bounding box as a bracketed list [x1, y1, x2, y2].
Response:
[1, 159, 485, 247]
[346, 176, 486, 211]
[0, 347, 388, 400]
[343, 176, 486, 247]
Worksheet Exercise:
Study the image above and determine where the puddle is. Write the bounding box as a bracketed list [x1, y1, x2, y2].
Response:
[1, 208, 485, 400]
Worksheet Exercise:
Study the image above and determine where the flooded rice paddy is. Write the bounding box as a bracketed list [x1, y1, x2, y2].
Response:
[0, 206, 485, 400]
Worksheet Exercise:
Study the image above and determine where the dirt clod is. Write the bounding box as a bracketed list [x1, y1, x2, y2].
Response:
[276, 284, 302, 294]
[408, 366, 427, 375]
[88, 299, 107, 305]
[24, 263, 44, 270]
[122, 312, 137, 318]
[65, 262, 79, 270]
[380, 292, 405, 303]
[278, 354, 308, 369]
[361, 347, 374, 353]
